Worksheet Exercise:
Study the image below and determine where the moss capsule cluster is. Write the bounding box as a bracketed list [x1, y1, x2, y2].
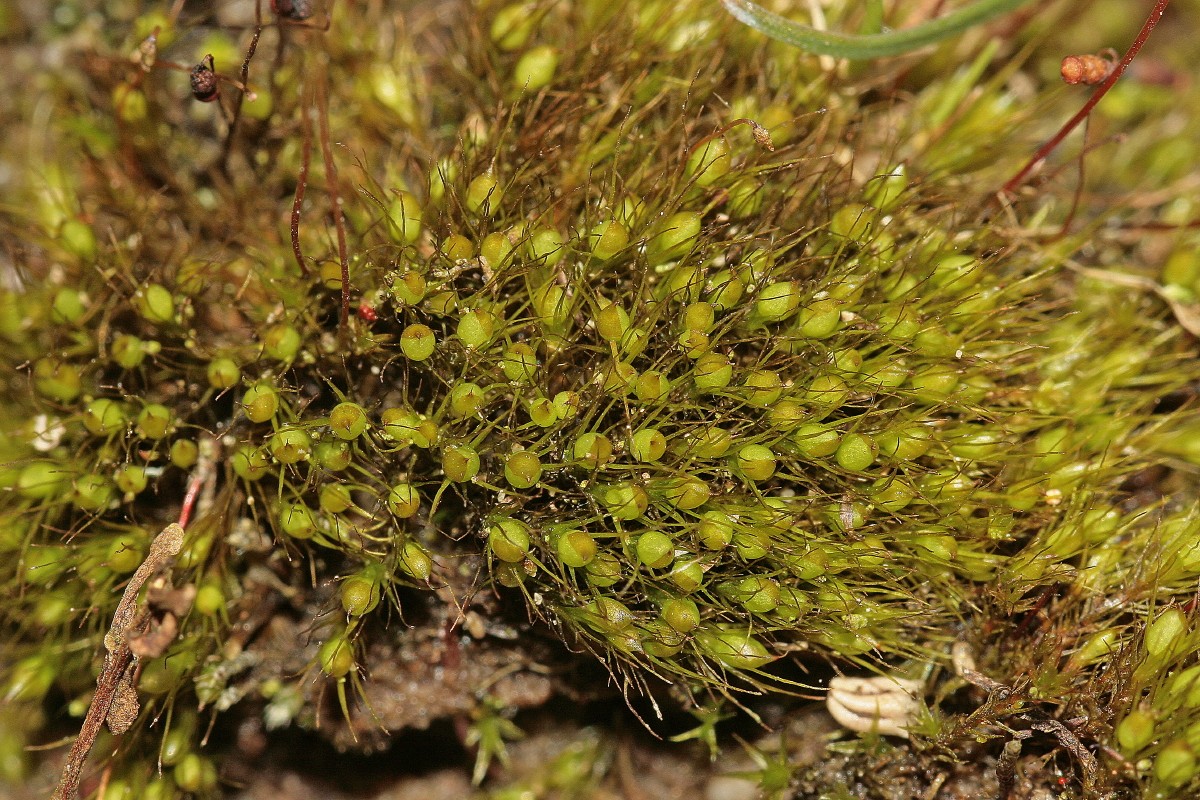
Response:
[3, 0, 1200, 796]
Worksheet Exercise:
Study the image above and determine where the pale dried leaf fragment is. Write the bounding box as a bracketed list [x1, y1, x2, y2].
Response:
[826, 674, 924, 738]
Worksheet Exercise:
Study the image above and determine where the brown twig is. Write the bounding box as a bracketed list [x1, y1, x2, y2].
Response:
[999, 0, 1170, 196]
[52, 524, 185, 800]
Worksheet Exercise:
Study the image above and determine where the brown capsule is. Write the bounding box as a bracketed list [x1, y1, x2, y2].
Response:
[1060, 53, 1114, 86]
[272, 0, 315, 20]
[190, 55, 219, 102]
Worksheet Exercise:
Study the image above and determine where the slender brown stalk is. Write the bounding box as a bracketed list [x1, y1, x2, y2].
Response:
[51, 525, 185, 800]
[1000, 0, 1170, 196]
[315, 71, 350, 331]
[291, 89, 314, 277]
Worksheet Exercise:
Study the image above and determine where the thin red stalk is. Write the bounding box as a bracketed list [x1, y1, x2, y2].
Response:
[1000, 0, 1170, 196]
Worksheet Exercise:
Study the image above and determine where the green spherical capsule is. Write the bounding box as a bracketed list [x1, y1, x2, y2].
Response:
[317, 634, 354, 678]
[600, 482, 649, 520]
[600, 362, 638, 395]
[241, 383, 280, 423]
[74, 477, 117, 516]
[194, 582, 225, 616]
[659, 477, 710, 510]
[314, 439, 353, 471]
[635, 530, 674, 569]
[634, 370, 671, 403]
[60, 218, 98, 261]
[594, 302, 630, 342]
[51, 288, 88, 324]
[389, 270, 427, 305]
[319, 483, 353, 513]
[525, 395, 559, 427]
[690, 426, 732, 458]
[556, 529, 597, 568]
[170, 439, 199, 468]
[387, 190, 422, 245]
[685, 136, 731, 187]
[642, 621, 687, 658]
[491, 2, 537, 50]
[278, 502, 317, 539]
[835, 433, 876, 472]
[488, 517, 531, 563]
[720, 575, 780, 615]
[500, 343, 538, 382]
[668, 558, 704, 593]
[662, 597, 700, 633]
[525, 227, 566, 266]
[114, 464, 149, 495]
[262, 323, 302, 363]
[552, 390, 581, 420]
[806, 374, 849, 416]
[1155, 740, 1197, 788]
[83, 397, 127, 436]
[647, 211, 702, 265]
[135, 404, 173, 439]
[341, 566, 385, 617]
[692, 352, 733, 393]
[401, 323, 437, 360]
[1145, 608, 1188, 660]
[206, 357, 240, 389]
[706, 269, 745, 312]
[795, 299, 844, 339]
[584, 551, 623, 588]
[629, 428, 667, 463]
[380, 408, 438, 448]
[269, 428, 312, 464]
[33, 358, 83, 402]
[735, 444, 777, 482]
[681, 302, 716, 333]
[588, 219, 629, 261]
[387, 483, 420, 518]
[752, 281, 801, 324]
[732, 527, 772, 560]
[870, 476, 915, 511]
[572, 432, 613, 469]
[697, 511, 734, 550]
[828, 203, 876, 242]
[457, 309, 498, 349]
[398, 541, 433, 580]
[584, 596, 633, 631]
[17, 461, 68, 500]
[159, 719, 194, 766]
[909, 364, 959, 401]
[449, 382, 486, 417]
[111, 333, 152, 367]
[441, 444, 481, 482]
[134, 283, 175, 324]
[328, 402, 369, 440]
[695, 625, 774, 670]
[232, 444, 271, 480]
[740, 369, 784, 407]
[504, 450, 543, 489]
[174, 754, 219, 792]
[466, 172, 503, 216]
[4, 653, 57, 702]
[33, 589, 75, 627]
[511, 44, 558, 92]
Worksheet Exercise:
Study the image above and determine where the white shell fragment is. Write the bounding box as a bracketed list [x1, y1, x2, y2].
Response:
[826, 674, 924, 738]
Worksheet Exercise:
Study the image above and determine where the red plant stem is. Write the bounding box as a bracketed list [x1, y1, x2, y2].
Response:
[1000, 0, 1170, 196]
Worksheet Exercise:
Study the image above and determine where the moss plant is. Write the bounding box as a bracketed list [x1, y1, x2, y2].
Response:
[4, 0, 1200, 797]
